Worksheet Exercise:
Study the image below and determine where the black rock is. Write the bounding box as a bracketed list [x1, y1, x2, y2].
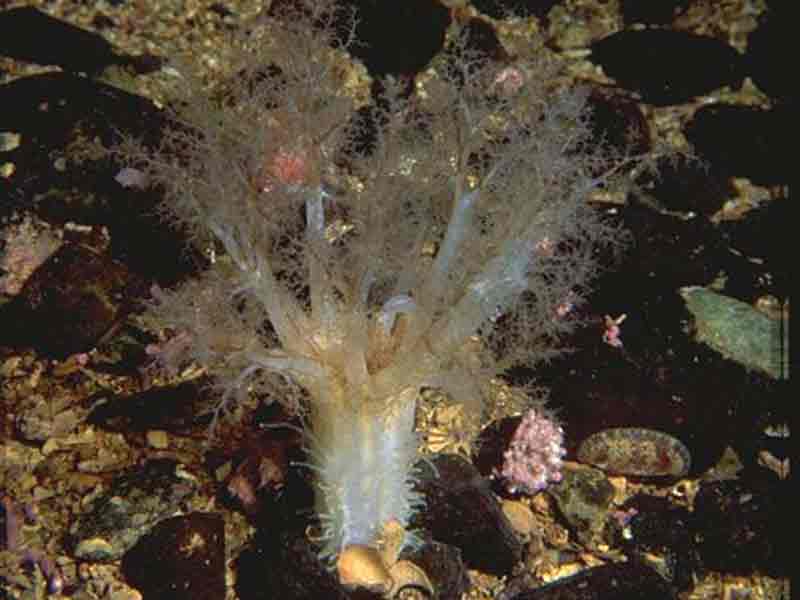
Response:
[122, 513, 226, 600]
[693, 479, 788, 576]
[685, 103, 791, 186]
[0, 7, 122, 75]
[340, 0, 451, 78]
[87, 378, 214, 434]
[405, 539, 471, 600]
[0, 241, 146, 359]
[413, 454, 523, 576]
[0, 72, 202, 284]
[717, 195, 791, 298]
[747, 3, 795, 103]
[591, 29, 744, 106]
[501, 560, 676, 599]
[623, 496, 700, 590]
[235, 529, 350, 600]
[586, 89, 651, 158]
[634, 154, 730, 216]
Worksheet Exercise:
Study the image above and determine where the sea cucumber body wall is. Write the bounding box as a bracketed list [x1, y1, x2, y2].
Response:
[310, 390, 423, 559]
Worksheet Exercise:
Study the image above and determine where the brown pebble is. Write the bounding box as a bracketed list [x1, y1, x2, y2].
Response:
[502, 500, 536, 537]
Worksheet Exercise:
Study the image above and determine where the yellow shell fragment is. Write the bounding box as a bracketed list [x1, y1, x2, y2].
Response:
[337, 522, 434, 598]
[336, 544, 392, 593]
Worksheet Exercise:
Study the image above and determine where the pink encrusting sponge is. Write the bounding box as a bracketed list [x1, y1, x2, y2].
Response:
[500, 408, 566, 495]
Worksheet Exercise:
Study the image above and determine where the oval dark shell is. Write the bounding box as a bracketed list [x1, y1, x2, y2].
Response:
[576, 427, 691, 478]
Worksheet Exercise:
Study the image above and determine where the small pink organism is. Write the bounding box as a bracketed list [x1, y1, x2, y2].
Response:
[491, 65, 525, 96]
[612, 507, 639, 528]
[602, 313, 627, 348]
[499, 408, 566, 495]
[554, 291, 577, 320]
[114, 166, 149, 189]
[268, 149, 308, 184]
[254, 146, 313, 193]
[533, 235, 555, 257]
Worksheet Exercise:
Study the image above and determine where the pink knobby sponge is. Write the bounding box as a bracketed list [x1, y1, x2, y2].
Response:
[500, 408, 566, 495]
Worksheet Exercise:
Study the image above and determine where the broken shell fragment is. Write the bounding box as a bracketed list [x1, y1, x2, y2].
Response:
[389, 559, 434, 598]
